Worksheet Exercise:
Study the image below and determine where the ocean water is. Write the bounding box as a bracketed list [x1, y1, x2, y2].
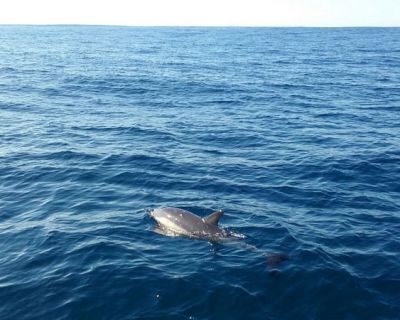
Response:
[0, 26, 399, 319]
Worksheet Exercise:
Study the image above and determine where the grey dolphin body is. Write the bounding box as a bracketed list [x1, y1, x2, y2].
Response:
[149, 207, 225, 240]
[149, 207, 289, 270]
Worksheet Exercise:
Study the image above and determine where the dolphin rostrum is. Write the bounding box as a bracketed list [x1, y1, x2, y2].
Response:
[149, 207, 226, 240]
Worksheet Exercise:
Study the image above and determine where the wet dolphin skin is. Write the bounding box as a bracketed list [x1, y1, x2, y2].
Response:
[149, 207, 225, 239]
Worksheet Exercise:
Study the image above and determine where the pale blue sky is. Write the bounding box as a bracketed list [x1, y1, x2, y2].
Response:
[1, 0, 399, 26]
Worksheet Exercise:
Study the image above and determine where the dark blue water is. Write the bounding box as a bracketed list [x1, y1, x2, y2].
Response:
[1, 26, 399, 319]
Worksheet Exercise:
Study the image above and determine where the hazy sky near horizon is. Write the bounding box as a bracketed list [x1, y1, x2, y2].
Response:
[1, 0, 399, 26]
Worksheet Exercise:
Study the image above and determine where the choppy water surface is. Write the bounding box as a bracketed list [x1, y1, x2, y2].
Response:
[0, 26, 399, 319]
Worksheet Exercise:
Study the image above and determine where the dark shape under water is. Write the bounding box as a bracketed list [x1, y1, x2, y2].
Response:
[149, 207, 288, 269]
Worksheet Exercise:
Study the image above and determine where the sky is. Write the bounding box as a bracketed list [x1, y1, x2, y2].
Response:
[0, 0, 399, 26]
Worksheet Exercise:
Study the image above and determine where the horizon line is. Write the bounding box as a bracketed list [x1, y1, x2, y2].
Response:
[1, 23, 399, 28]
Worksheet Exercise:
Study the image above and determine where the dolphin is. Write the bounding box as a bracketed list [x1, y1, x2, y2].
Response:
[149, 207, 289, 271]
[149, 207, 226, 241]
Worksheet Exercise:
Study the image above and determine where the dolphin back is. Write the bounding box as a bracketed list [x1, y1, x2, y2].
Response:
[150, 207, 225, 239]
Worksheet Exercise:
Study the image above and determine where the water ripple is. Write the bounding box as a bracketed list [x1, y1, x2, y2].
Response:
[0, 26, 399, 320]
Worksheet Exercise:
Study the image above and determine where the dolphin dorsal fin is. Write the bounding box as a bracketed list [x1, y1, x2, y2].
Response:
[204, 210, 224, 225]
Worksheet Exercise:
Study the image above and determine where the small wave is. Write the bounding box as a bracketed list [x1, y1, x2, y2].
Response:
[1, 26, 399, 320]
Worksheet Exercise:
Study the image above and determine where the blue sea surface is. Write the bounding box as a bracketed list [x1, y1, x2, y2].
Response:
[0, 26, 399, 319]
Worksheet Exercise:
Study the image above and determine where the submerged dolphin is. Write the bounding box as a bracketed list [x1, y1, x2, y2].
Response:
[149, 207, 226, 240]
